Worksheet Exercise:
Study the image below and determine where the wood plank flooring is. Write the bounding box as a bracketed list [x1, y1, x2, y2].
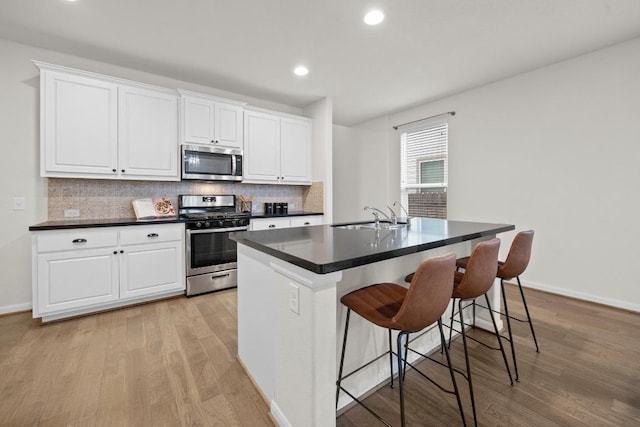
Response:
[1, 285, 639, 426]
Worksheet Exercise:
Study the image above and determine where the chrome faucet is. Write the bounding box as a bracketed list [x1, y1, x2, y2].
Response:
[393, 201, 411, 221]
[364, 206, 390, 228]
[386, 205, 398, 225]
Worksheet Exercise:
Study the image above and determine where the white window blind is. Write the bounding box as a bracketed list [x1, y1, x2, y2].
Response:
[400, 122, 448, 218]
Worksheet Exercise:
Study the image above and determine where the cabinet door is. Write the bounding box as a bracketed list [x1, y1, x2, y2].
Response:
[183, 96, 215, 145]
[42, 71, 118, 177]
[243, 111, 280, 182]
[215, 103, 244, 149]
[119, 241, 184, 299]
[280, 118, 312, 184]
[37, 249, 119, 314]
[118, 86, 179, 180]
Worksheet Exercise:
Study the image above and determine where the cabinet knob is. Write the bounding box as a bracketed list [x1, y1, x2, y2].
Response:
[112, 169, 117, 173]
[72, 238, 87, 243]
[113, 251, 117, 255]
[120, 250, 124, 254]
[304, 222, 310, 225]
[147, 233, 159, 238]
[121, 169, 125, 173]
[268, 224, 276, 228]
[211, 140, 215, 143]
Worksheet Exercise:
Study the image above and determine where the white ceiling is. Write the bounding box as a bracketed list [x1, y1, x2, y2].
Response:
[1, 0, 640, 126]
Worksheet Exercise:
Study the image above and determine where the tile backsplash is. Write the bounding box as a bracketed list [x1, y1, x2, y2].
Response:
[48, 178, 324, 220]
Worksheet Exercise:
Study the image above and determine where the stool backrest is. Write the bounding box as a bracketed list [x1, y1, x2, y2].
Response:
[498, 230, 534, 279]
[455, 238, 500, 299]
[393, 252, 456, 332]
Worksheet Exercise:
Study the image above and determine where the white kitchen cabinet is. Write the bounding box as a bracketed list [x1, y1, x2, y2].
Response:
[118, 85, 178, 179]
[180, 90, 245, 149]
[250, 215, 323, 231]
[280, 117, 312, 183]
[32, 223, 185, 321]
[289, 215, 324, 228]
[35, 61, 179, 181]
[37, 247, 120, 315]
[243, 109, 312, 185]
[40, 69, 119, 176]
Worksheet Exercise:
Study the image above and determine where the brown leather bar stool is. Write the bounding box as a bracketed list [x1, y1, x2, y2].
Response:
[449, 238, 514, 426]
[336, 253, 466, 427]
[455, 230, 537, 382]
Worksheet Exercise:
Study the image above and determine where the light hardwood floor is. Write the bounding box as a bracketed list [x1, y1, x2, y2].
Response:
[1, 286, 639, 426]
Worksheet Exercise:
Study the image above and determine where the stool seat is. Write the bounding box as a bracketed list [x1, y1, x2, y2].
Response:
[340, 283, 406, 330]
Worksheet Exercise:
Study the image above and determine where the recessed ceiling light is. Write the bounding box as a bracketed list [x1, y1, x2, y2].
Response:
[294, 66, 309, 76]
[364, 10, 384, 25]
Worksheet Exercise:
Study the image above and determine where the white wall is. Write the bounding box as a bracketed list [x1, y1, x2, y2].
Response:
[0, 37, 306, 314]
[332, 116, 393, 223]
[335, 36, 640, 311]
[303, 97, 334, 223]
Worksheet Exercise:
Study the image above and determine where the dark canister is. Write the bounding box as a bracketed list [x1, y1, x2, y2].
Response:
[264, 202, 274, 215]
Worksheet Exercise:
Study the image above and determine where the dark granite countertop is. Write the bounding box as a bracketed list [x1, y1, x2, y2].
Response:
[230, 217, 514, 274]
[250, 211, 324, 219]
[29, 217, 184, 231]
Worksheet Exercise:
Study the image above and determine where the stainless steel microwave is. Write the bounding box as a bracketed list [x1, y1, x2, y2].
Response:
[181, 144, 243, 182]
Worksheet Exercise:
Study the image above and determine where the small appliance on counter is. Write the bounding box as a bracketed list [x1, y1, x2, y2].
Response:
[179, 194, 250, 296]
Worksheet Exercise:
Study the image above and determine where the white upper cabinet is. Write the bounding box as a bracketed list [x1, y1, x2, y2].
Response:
[118, 85, 178, 178]
[41, 70, 119, 176]
[243, 110, 281, 181]
[180, 90, 244, 149]
[280, 117, 312, 183]
[35, 61, 179, 181]
[243, 109, 312, 185]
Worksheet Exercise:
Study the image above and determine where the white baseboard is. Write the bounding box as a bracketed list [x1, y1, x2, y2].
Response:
[0, 302, 32, 316]
[522, 280, 640, 313]
[270, 401, 291, 427]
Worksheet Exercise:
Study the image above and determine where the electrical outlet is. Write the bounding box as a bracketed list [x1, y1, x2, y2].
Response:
[288, 283, 300, 315]
[288, 203, 295, 210]
[64, 209, 80, 218]
[12, 197, 25, 210]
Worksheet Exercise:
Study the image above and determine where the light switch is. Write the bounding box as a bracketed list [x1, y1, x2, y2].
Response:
[12, 197, 25, 210]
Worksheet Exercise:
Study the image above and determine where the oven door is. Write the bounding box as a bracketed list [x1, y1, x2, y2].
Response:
[186, 226, 247, 276]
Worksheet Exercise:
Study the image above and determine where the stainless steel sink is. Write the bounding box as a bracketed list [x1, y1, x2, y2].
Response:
[332, 221, 407, 230]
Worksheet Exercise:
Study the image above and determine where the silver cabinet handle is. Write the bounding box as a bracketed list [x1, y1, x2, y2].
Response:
[72, 238, 87, 243]
[147, 233, 159, 238]
[211, 273, 230, 280]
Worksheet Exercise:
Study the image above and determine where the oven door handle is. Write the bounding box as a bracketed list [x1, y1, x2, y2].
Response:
[187, 226, 248, 235]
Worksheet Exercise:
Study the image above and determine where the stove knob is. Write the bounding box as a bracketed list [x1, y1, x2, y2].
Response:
[232, 219, 239, 226]
[195, 222, 202, 228]
[217, 220, 224, 227]
[204, 221, 210, 228]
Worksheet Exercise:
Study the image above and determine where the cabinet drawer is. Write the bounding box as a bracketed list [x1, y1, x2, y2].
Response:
[290, 216, 323, 227]
[37, 230, 117, 253]
[250, 218, 291, 231]
[120, 224, 183, 246]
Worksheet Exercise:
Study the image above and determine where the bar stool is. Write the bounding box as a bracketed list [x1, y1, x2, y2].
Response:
[450, 238, 513, 426]
[404, 239, 513, 427]
[455, 230, 537, 382]
[336, 253, 466, 427]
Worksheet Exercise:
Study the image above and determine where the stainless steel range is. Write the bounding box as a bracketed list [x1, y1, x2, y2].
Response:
[179, 194, 250, 296]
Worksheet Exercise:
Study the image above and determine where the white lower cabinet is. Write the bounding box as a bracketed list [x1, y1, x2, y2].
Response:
[32, 223, 185, 321]
[250, 215, 323, 231]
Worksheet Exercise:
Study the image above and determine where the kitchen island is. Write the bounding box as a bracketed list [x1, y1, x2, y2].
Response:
[231, 218, 514, 427]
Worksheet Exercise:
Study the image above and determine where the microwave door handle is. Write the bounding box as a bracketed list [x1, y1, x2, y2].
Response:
[232, 154, 238, 176]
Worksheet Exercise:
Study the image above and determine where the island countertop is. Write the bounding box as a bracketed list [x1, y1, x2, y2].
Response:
[231, 217, 514, 274]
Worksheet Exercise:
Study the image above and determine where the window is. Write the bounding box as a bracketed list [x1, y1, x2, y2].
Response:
[400, 122, 448, 218]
